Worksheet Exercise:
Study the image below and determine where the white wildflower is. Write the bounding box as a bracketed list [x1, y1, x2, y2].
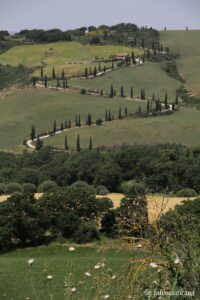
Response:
[27, 258, 34, 266]
[46, 275, 53, 281]
[101, 263, 106, 268]
[69, 246, 75, 252]
[84, 271, 92, 277]
[135, 244, 142, 248]
[103, 295, 110, 299]
[174, 257, 181, 265]
[71, 287, 77, 293]
[94, 264, 101, 270]
[111, 275, 116, 280]
[149, 262, 158, 268]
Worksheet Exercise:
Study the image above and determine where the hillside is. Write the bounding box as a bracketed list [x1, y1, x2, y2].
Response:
[0, 41, 142, 77]
[71, 61, 181, 100]
[160, 30, 200, 97]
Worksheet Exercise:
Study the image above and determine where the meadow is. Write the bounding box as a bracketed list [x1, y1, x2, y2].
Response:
[160, 30, 200, 97]
[0, 244, 134, 300]
[71, 62, 181, 100]
[44, 106, 200, 149]
[0, 88, 146, 151]
[0, 41, 142, 77]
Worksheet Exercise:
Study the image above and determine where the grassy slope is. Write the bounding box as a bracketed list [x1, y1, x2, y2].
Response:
[160, 30, 200, 97]
[44, 106, 200, 149]
[0, 41, 142, 77]
[0, 244, 132, 300]
[71, 62, 181, 100]
[0, 88, 146, 151]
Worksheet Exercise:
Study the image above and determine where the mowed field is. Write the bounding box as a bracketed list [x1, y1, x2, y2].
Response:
[160, 30, 200, 97]
[71, 62, 181, 100]
[0, 88, 147, 151]
[44, 105, 200, 149]
[0, 41, 142, 77]
[0, 245, 133, 300]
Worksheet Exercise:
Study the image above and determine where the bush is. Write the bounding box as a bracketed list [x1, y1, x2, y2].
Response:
[95, 185, 109, 195]
[176, 188, 197, 197]
[0, 183, 5, 195]
[38, 180, 58, 193]
[23, 183, 37, 194]
[96, 119, 103, 125]
[121, 180, 146, 196]
[73, 222, 100, 244]
[4, 182, 23, 194]
[80, 88, 86, 94]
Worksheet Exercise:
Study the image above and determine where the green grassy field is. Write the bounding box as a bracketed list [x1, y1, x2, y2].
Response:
[70, 62, 181, 100]
[0, 88, 146, 151]
[160, 30, 200, 97]
[44, 106, 200, 149]
[0, 41, 142, 77]
[0, 244, 133, 300]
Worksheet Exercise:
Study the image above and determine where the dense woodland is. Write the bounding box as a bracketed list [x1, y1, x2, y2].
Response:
[0, 144, 200, 195]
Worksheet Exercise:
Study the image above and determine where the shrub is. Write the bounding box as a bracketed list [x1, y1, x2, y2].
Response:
[121, 180, 145, 196]
[176, 188, 197, 197]
[80, 88, 86, 94]
[96, 119, 103, 125]
[95, 185, 109, 195]
[38, 180, 58, 193]
[23, 183, 37, 194]
[0, 183, 5, 195]
[4, 182, 23, 194]
[73, 222, 100, 244]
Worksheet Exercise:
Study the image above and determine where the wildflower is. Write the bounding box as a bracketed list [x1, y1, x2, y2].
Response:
[46, 275, 53, 281]
[84, 271, 92, 277]
[157, 269, 161, 273]
[27, 258, 34, 266]
[174, 257, 181, 265]
[94, 264, 100, 270]
[153, 280, 158, 285]
[69, 246, 75, 252]
[135, 244, 142, 248]
[149, 262, 158, 268]
[71, 287, 77, 293]
[103, 295, 110, 299]
[111, 275, 116, 280]
[101, 263, 105, 268]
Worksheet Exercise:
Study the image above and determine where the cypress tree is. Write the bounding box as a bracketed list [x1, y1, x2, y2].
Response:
[32, 77, 36, 86]
[89, 136, 92, 150]
[125, 107, 128, 117]
[64, 135, 68, 150]
[30, 125, 36, 141]
[63, 81, 66, 89]
[105, 109, 108, 121]
[87, 113, 92, 126]
[93, 66, 97, 77]
[98, 63, 101, 72]
[57, 77, 60, 87]
[104, 66, 107, 73]
[65, 78, 68, 88]
[85, 67, 88, 78]
[100, 89, 104, 96]
[110, 84, 114, 97]
[41, 66, 43, 79]
[61, 70, 65, 80]
[165, 92, 168, 108]
[118, 107, 122, 119]
[120, 86, 124, 97]
[108, 110, 112, 121]
[89, 67, 92, 76]
[60, 123, 64, 131]
[35, 135, 43, 151]
[68, 120, 71, 128]
[152, 92, 155, 101]
[52, 67, 56, 79]
[75, 114, 78, 127]
[141, 88, 145, 100]
[53, 120, 56, 134]
[64, 120, 68, 129]
[76, 134, 81, 152]
[44, 75, 47, 87]
[147, 100, 150, 112]
[130, 87, 133, 98]
[78, 114, 81, 127]
[175, 95, 179, 105]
